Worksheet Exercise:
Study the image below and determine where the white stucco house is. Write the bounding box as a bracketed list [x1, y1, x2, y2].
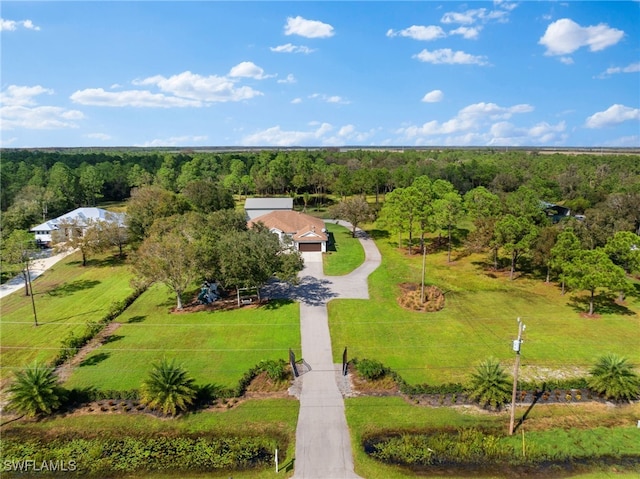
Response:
[248, 210, 328, 252]
[30, 207, 126, 247]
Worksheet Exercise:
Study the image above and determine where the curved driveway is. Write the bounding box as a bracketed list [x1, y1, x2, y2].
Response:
[290, 220, 381, 479]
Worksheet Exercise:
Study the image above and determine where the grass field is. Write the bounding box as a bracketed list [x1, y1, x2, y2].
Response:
[329, 230, 640, 385]
[2, 398, 298, 478]
[323, 222, 365, 276]
[346, 396, 640, 479]
[65, 283, 301, 391]
[0, 252, 135, 383]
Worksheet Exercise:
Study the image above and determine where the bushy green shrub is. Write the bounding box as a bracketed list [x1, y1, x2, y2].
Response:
[355, 359, 388, 380]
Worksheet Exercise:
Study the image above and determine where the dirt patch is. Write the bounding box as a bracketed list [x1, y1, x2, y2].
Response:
[55, 323, 122, 383]
[351, 371, 399, 396]
[172, 292, 268, 314]
[397, 283, 445, 312]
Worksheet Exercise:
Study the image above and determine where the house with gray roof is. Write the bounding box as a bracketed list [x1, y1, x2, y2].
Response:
[244, 197, 293, 220]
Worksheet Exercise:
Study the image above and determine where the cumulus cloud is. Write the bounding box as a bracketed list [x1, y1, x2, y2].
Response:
[1, 84, 84, 130]
[449, 26, 481, 39]
[228, 61, 273, 79]
[284, 16, 334, 38]
[413, 48, 489, 65]
[291, 98, 302, 104]
[422, 90, 444, 103]
[71, 88, 203, 107]
[0, 18, 41, 31]
[386, 25, 446, 41]
[270, 43, 315, 54]
[278, 74, 297, 84]
[596, 62, 640, 78]
[539, 18, 624, 57]
[397, 101, 536, 143]
[440, 7, 510, 25]
[243, 122, 334, 146]
[309, 93, 350, 104]
[585, 104, 640, 128]
[136, 135, 208, 147]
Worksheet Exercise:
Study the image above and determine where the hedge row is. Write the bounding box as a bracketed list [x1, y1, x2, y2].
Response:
[1, 434, 285, 476]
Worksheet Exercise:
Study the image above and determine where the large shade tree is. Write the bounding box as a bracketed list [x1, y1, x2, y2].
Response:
[494, 214, 539, 280]
[565, 249, 629, 315]
[330, 196, 374, 237]
[549, 226, 582, 294]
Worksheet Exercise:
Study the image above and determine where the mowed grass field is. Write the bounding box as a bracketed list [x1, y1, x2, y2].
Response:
[0, 252, 135, 383]
[323, 222, 365, 276]
[65, 284, 300, 391]
[330, 230, 640, 385]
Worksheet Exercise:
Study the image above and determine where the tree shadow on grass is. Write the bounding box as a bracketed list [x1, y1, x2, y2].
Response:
[102, 334, 124, 344]
[126, 315, 146, 323]
[262, 298, 294, 310]
[326, 232, 337, 252]
[47, 279, 101, 297]
[568, 292, 636, 316]
[79, 352, 110, 367]
[368, 229, 389, 241]
[262, 276, 337, 307]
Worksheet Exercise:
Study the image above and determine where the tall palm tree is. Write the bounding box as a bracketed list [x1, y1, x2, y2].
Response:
[588, 354, 640, 402]
[467, 358, 512, 410]
[7, 362, 65, 417]
[140, 358, 197, 416]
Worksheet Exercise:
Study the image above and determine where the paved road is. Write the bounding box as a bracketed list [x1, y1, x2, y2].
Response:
[283, 220, 381, 479]
[0, 250, 74, 299]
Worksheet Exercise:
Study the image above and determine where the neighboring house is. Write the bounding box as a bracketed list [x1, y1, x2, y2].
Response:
[30, 207, 125, 247]
[244, 197, 293, 221]
[248, 210, 328, 252]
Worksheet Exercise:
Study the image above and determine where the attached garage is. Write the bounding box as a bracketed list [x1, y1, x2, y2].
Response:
[298, 242, 322, 252]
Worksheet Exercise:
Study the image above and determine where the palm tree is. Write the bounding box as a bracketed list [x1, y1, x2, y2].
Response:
[588, 354, 640, 402]
[467, 358, 512, 410]
[7, 362, 65, 417]
[140, 358, 197, 416]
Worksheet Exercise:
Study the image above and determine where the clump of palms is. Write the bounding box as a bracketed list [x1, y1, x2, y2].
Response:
[588, 354, 640, 402]
[467, 358, 512, 410]
[7, 362, 65, 417]
[140, 358, 197, 416]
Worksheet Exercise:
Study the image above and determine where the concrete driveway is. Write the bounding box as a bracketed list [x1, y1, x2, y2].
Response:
[282, 220, 381, 479]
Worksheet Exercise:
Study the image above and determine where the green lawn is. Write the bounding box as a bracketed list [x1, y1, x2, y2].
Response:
[65, 283, 301, 391]
[323, 222, 365, 276]
[330, 232, 640, 385]
[2, 398, 298, 478]
[346, 396, 640, 479]
[0, 252, 134, 383]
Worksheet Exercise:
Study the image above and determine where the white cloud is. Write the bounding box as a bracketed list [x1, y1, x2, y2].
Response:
[602, 135, 639, 147]
[136, 135, 208, 147]
[0, 18, 41, 31]
[559, 56, 574, 65]
[449, 26, 482, 39]
[228, 61, 273, 79]
[291, 98, 302, 104]
[422, 90, 444, 103]
[397, 101, 534, 140]
[440, 7, 509, 25]
[284, 16, 334, 38]
[71, 88, 203, 107]
[386, 25, 446, 41]
[270, 43, 315, 54]
[243, 122, 334, 146]
[596, 62, 640, 78]
[1, 137, 18, 146]
[309, 93, 350, 104]
[539, 18, 624, 56]
[585, 104, 640, 128]
[1, 85, 84, 130]
[86, 133, 111, 141]
[133, 71, 263, 103]
[413, 48, 489, 65]
[278, 74, 297, 84]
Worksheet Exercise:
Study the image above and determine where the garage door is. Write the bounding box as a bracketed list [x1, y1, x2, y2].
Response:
[298, 242, 322, 252]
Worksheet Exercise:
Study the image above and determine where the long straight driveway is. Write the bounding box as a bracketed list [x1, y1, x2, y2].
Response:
[291, 220, 381, 479]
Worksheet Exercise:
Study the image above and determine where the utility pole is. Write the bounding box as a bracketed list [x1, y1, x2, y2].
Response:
[420, 244, 426, 303]
[509, 318, 525, 436]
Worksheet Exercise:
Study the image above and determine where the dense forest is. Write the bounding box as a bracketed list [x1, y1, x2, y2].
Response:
[1, 148, 639, 240]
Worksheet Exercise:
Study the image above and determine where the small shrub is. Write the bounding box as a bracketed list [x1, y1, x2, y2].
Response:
[355, 359, 388, 380]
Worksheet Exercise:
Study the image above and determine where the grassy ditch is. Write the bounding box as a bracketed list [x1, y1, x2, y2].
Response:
[0, 399, 297, 478]
[346, 396, 640, 479]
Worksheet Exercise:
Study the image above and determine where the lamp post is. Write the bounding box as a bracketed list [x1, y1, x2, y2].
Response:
[509, 318, 525, 435]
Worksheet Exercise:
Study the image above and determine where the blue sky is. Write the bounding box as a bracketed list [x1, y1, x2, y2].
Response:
[1, 1, 639, 148]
